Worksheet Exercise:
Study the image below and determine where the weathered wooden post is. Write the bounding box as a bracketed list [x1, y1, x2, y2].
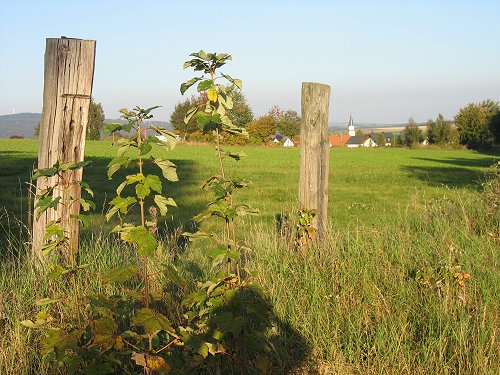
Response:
[32, 37, 96, 263]
[298, 82, 331, 241]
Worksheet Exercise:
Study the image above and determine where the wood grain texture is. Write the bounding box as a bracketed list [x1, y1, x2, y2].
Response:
[32, 38, 96, 263]
[298, 82, 331, 240]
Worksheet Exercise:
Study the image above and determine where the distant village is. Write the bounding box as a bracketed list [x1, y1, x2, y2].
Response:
[270, 115, 395, 148]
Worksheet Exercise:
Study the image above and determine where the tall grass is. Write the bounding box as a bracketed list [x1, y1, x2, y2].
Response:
[1, 182, 497, 374]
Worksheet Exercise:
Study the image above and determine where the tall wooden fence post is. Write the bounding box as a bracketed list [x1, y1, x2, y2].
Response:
[298, 82, 331, 241]
[32, 37, 96, 264]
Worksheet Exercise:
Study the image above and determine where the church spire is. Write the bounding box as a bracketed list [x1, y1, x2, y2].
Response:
[348, 114, 355, 136]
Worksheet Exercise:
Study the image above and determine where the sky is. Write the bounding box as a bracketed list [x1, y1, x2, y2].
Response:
[1, 0, 499, 124]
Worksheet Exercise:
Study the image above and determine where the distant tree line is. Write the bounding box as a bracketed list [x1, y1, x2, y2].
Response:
[170, 88, 300, 145]
[397, 99, 499, 149]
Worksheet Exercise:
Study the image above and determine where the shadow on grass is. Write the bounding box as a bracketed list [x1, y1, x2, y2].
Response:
[402, 153, 499, 189]
[0, 152, 207, 253]
[401, 165, 488, 189]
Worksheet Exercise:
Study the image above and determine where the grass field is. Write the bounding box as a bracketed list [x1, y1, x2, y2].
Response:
[0, 139, 498, 374]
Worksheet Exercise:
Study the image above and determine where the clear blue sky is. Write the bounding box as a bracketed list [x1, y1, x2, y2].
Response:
[1, 0, 499, 124]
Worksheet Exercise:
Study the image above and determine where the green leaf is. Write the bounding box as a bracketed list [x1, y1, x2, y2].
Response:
[221, 73, 243, 90]
[154, 159, 178, 182]
[181, 333, 209, 358]
[104, 122, 124, 135]
[197, 79, 214, 92]
[35, 196, 61, 219]
[106, 196, 137, 221]
[47, 264, 70, 279]
[184, 106, 198, 124]
[132, 308, 173, 334]
[139, 142, 152, 156]
[107, 156, 131, 179]
[135, 184, 150, 199]
[144, 174, 162, 194]
[101, 265, 138, 283]
[123, 226, 157, 256]
[80, 181, 94, 197]
[180, 77, 203, 95]
[154, 195, 177, 216]
[79, 198, 95, 212]
[207, 245, 228, 261]
[32, 167, 58, 180]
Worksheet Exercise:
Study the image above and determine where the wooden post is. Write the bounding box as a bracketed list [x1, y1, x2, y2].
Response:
[32, 37, 96, 263]
[298, 82, 331, 240]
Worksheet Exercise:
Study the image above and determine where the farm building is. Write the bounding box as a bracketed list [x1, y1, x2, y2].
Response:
[270, 132, 294, 147]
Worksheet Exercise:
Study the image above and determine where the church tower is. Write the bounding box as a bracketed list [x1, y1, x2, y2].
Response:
[348, 114, 355, 136]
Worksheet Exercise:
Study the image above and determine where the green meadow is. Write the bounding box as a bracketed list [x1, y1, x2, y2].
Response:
[0, 139, 499, 374]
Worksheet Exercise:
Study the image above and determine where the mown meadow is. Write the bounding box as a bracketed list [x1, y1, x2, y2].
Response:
[0, 139, 499, 374]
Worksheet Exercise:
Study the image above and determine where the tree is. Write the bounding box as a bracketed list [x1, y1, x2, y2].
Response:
[401, 117, 423, 147]
[375, 133, 386, 146]
[247, 115, 276, 143]
[455, 100, 499, 148]
[226, 87, 253, 127]
[426, 118, 438, 144]
[355, 129, 363, 136]
[489, 111, 500, 144]
[170, 93, 207, 137]
[86, 98, 105, 140]
[277, 109, 301, 138]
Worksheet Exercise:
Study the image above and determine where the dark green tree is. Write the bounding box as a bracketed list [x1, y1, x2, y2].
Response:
[277, 109, 301, 138]
[489, 111, 500, 144]
[455, 100, 499, 148]
[401, 117, 424, 147]
[86, 98, 105, 140]
[170, 94, 207, 137]
[376, 132, 386, 146]
[426, 118, 438, 144]
[226, 87, 253, 127]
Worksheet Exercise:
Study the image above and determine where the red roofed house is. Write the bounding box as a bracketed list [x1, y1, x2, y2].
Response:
[328, 134, 350, 147]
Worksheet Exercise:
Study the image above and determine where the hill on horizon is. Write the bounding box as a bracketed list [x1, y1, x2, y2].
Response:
[0, 112, 432, 139]
[0, 113, 172, 139]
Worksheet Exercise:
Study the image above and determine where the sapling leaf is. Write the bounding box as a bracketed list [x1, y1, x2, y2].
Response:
[104, 122, 124, 135]
[197, 79, 214, 92]
[101, 265, 138, 283]
[139, 142, 152, 156]
[154, 195, 177, 216]
[154, 159, 178, 182]
[144, 174, 162, 194]
[122, 226, 157, 256]
[181, 333, 209, 358]
[132, 308, 173, 334]
[180, 77, 203, 95]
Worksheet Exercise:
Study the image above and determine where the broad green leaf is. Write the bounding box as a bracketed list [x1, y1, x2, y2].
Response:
[184, 106, 198, 124]
[207, 245, 228, 261]
[197, 79, 214, 92]
[101, 265, 138, 283]
[154, 195, 177, 216]
[91, 317, 117, 349]
[47, 264, 69, 279]
[79, 198, 95, 212]
[126, 173, 145, 185]
[180, 77, 202, 95]
[132, 308, 172, 334]
[154, 159, 178, 182]
[181, 333, 209, 358]
[80, 181, 94, 197]
[107, 156, 131, 179]
[103, 122, 123, 135]
[135, 184, 150, 199]
[35, 196, 61, 219]
[139, 142, 152, 156]
[196, 112, 212, 126]
[122, 226, 157, 256]
[68, 160, 92, 170]
[144, 174, 162, 194]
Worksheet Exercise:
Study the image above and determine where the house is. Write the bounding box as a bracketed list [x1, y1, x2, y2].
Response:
[368, 132, 394, 146]
[346, 134, 377, 148]
[270, 131, 294, 147]
[329, 134, 350, 147]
